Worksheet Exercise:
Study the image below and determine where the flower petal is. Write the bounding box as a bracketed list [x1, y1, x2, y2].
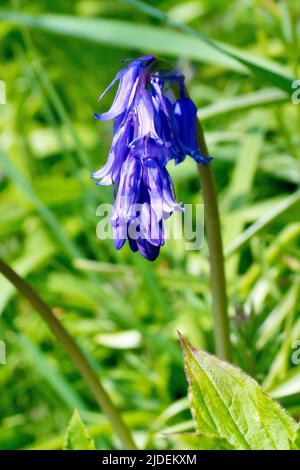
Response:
[174, 96, 212, 165]
[136, 239, 161, 261]
[92, 115, 133, 185]
[95, 56, 155, 121]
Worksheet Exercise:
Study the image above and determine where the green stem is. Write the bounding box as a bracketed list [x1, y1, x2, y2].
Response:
[0, 259, 137, 450]
[196, 122, 232, 361]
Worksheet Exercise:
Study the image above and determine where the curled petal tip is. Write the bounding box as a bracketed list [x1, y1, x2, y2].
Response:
[199, 155, 213, 166]
[92, 55, 210, 260]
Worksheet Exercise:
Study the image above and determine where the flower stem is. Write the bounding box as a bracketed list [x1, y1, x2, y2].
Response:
[0, 259, 137, 450]
[196, 122, 232, 361]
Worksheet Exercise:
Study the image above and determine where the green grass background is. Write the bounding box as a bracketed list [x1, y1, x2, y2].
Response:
[0, 0, 299, 450]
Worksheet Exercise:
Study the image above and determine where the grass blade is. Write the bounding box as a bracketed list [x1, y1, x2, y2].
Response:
[121, 0, 294, 92]
[0, 8, 294, 91]
[225, 190, 300, 256]
[198, 88, 288, 121]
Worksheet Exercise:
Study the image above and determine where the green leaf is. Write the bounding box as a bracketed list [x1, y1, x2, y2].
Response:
[197, 88, 288, 121]
[169, 432, 234, 450]
[225, 190, 300, 256]
[63, 410, 96, 450]
[179, 334, 297, 450]
[121, 0, 294, 92]
[0, 11, 244, 72]
[0, 9, 294, 91]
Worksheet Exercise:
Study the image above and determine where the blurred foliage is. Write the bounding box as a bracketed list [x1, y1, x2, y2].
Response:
[0, 0, 300, 450]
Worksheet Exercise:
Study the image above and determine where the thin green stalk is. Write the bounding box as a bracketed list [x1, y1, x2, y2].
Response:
[0, 259, 137, 450]
[196, 122, 231, 361]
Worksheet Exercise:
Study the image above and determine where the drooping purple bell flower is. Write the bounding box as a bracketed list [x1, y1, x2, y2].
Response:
[92, 56, 212, 261]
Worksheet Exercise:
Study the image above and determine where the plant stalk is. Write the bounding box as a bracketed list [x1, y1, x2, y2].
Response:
[196, 122, 232, 361]
[0, 259, 137, 450]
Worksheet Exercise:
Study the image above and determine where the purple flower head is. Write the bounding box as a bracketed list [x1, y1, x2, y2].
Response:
[92, 56, 212, 261]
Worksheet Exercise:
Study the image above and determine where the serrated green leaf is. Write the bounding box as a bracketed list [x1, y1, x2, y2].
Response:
[169, 432, 234, 450]
[63, 410, 96, 450]
[179, 334, 297, 450]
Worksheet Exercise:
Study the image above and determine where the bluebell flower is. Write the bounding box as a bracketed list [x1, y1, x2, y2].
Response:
[92, 56, 212, 261]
